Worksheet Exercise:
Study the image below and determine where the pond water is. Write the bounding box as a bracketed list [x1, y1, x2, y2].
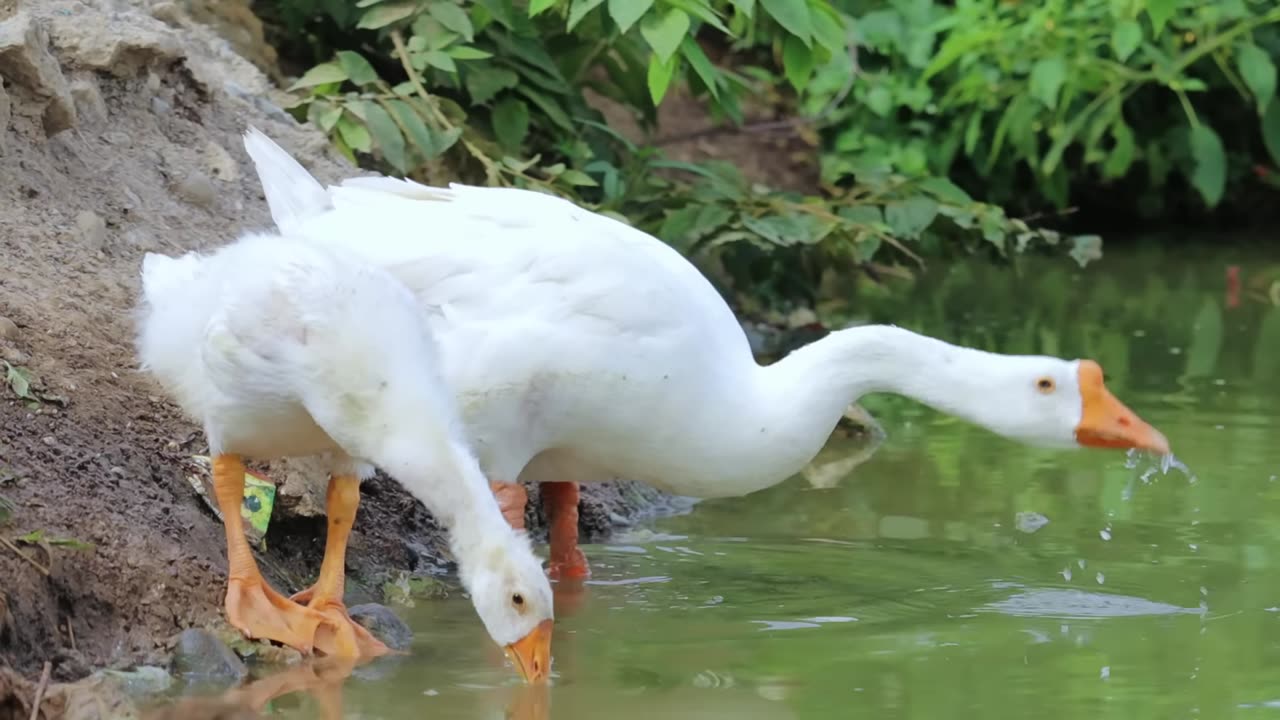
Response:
[172, 242, 1280, 719]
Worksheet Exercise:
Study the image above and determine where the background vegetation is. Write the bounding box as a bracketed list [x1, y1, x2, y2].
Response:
[256, 0, 1280, 310]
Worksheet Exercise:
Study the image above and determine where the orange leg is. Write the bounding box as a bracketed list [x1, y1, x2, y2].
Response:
[490, 480, 529, 530]
[543, 481, 589, 580]
[290, 474, 391, 659]
[213, 454, 328, 653]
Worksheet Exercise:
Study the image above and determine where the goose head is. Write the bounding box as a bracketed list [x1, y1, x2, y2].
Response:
[966, 357, 1169, 453]
[458, 533, 555, 683]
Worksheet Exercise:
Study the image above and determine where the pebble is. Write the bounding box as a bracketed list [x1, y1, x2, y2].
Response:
[150, 96, 171, 115]
[350, 603, 413, 651]
[72, 210, 107, 252]
[169, 628, 248, 687]
[0, 315, 17, 341]
[41, 435, 57, 446]
[172, 172, 215, 208]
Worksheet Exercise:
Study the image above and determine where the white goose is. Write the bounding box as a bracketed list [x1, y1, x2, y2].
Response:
[135, 232, 553, 680]
[242, 127, 1170, 580]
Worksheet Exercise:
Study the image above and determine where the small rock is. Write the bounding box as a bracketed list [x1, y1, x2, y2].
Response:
[1015, 511, 1050, 534]
[203, 141, 239, 182]
[349, 603, 413, 651]
[1, 346, 29, 364]
[97, 666, 172, 697]
[172, 172, 215, 208]
[149, 2, 184, 27]
[0, 80, 10, 150]
[41, 436, 56, 446]
[785, 306, 818, 329]
[69, 74, 107, 125]
[72, 210, 107, 252]
[150, 95, 170, 115]
[0, 12, 77, 135]
[0, 316, 17, 341]
[169, 628, 248, 687]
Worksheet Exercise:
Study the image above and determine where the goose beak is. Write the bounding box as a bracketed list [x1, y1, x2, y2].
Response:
[1074, 360, 1170, 454]
[504, 619, 553, 684]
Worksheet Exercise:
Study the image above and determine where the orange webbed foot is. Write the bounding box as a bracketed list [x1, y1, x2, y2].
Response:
[225, 576, 329, 654]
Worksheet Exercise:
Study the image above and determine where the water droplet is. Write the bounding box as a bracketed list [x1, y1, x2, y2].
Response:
[1100, 527, 1112, 541]
[1096, 572, 1105, 584]
[1100, 666, 1110, 679]
[1061, 567, 1073, 581]
[1078, 559, 1087, 569]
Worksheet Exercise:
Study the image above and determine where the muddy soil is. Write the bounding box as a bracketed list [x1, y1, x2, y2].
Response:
[0, 0, 679, 704]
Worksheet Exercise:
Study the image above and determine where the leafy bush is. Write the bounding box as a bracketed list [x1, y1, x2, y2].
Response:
[812, 0, 1280, 217]
[263, 0, 1102, 309]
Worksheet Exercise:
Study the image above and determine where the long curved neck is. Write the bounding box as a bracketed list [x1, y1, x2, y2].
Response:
[723, 325, 1008, 492]
[380, 433, 518, 579]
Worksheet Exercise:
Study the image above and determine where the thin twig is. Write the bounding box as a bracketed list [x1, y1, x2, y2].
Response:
[66, 620, 76, 651]
[29, 661, 51, 720]
[1, 537, 49, 576]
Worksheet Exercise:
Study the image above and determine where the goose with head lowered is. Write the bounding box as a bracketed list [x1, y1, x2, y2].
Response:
[135, 231, 554, 679]
[242, 126, 1170, 582]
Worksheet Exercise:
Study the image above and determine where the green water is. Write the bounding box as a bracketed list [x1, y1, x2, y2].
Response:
[190, 244, 1280, 719]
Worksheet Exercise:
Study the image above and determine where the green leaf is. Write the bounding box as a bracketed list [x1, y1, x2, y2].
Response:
[386, 99, 438, 158]
[1029, 56, 1067, 109]
[309, 101, 343, 132]
[423, 49, 458, 73]
[647, 52, 679, 104]
[1188, 123, 1226, 207]
[680, 36, 721, 99]
[492, 97, 530, 150]
[568, 0, 605, 29]
[884, 196, 938, 239]
[609, 0, 654, 32]
[640, 8, 690, 63]
[782, 34, 814, 91]
[466, 67, 519, 104]
[760, 0, 812, 46]
[430, 2, 475, 40]
[918, 177, 972, 204]
[357, 0, 417, 29]
[528, 0, 557, 16]
[447, 46, 493, 60]
[1064, 235, 1105, 266]
[4, 362, 34, 400]
[559, 169, 599, 186]
[667, 0, 731, 35]
[336, 51, 379, 86]
[1111, 20, 1141, 62]
[362, 101, 408, 173]
[336, 115, 373, 153]
[1237, 44, 1277, 113]
[810, 4, 847, 52]
[1146, 0, 1178, 34]
[1263, 99, 1280, 167]
[864, 85, 892, 117]
[728, 0, 755, 17]
[287, 62, 347, 90]
[1102, 121, 1135, 179]
[604, 0, 656, 34]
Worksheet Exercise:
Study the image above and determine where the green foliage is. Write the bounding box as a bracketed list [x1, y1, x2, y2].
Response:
[811, 0, 1280, 214]
[273, 0, 1105, 310]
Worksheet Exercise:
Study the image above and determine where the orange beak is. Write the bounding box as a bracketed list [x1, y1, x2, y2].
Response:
[504, 619, 553, 684]
[1074, 360, 1170, 454]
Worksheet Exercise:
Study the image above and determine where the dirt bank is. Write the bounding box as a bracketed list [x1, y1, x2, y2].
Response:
[0, 0, 679, 697]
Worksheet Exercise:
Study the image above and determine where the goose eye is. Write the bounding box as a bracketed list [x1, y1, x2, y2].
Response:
[1036, 377, 1056, 394]
[512, 593, 525, 607]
